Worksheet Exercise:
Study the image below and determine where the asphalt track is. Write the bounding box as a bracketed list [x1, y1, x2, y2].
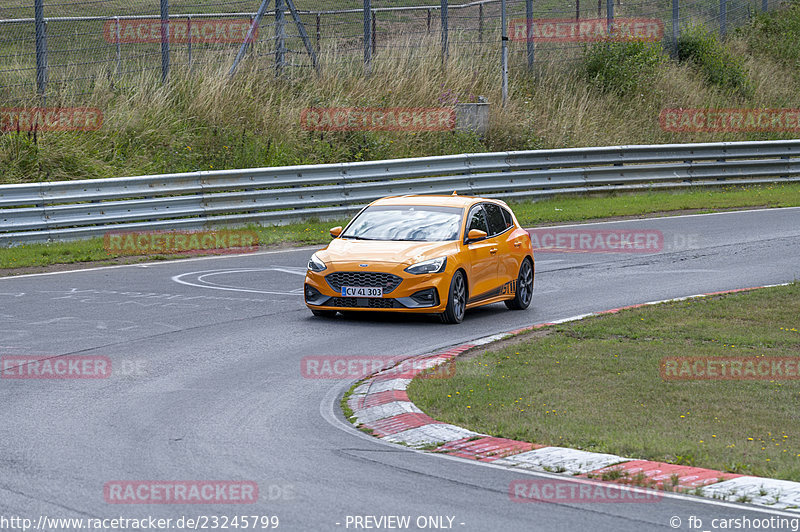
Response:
[1, 207, 799, 532]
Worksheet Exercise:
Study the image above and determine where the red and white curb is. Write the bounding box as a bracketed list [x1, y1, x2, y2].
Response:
[345, 284, 800, 511]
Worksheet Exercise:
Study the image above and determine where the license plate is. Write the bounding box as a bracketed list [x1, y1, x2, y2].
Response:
[341, 286, 383, 297]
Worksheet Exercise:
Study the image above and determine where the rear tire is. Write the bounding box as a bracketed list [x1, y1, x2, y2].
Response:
[505, 258, 533, 310]
[311, 309, 337, 318]
[440, 270, 467, 324]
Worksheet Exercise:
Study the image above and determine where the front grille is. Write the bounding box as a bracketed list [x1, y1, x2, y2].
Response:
[325, 271, 403, 294]
[328, 297, 402, 309]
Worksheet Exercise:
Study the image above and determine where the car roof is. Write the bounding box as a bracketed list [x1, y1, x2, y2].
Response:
[370, 194, 508, 209]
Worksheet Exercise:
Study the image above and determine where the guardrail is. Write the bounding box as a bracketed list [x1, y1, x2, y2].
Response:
[1, 139, 799, 245]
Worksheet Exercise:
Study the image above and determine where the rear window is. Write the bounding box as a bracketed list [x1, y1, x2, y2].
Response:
[501, 207, 514, 228]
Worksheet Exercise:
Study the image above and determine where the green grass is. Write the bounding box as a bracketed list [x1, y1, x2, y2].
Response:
[407, 283, 800, 482]
[2, 182, 799, 271]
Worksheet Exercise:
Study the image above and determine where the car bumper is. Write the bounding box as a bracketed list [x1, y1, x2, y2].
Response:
[304, 266, 450, 313]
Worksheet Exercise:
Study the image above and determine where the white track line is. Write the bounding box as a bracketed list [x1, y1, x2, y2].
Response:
[3, 206, 798, 280]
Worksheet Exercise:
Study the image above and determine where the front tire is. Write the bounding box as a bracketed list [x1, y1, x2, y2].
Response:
[505, 258, 533, 310]
[440, 270, 466, 324]
[311, 309, 337, 318]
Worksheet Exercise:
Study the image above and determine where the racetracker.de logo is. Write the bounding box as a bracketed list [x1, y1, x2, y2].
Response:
[103, 229, 259, 256]
[528, 229, 663, 253]
[661, 356, 800, 380]
[103, 19, 257, 44]
[509, 479, 663, 503]
[509, 18, 664, 42]
[301, 356, 455, 379]
[104, 481, 258, 504]
[659, 108, 800, 132]
[0, 107, 103, 132]
[1, 355, 111, 379]
[300, 107, 456, 132]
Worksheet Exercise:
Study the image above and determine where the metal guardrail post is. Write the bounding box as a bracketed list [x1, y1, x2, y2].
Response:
[34, 0, 48, 97]
[160, 0, 169, 83]
[363, 0, 372, 75]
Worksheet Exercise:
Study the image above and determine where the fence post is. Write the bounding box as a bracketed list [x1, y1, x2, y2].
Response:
[762, 0, 768, 11]
[228, 0, 270, 78]
[316, 13, 321, 51]
[606, 0, 614, 37]
[160, 0, 169, 82]
[576, 0, 580, 20]
[478, 4, 483, 42]
[720, 0, 727, 38]
[187, 17, 193, 69]
[526, 0, 533, 70]
[34, 0, 48, 96]
[114, 17, 121, 75]
[275, 0, 286, 75]
[441, 0, 448, 65]
[427, 9, 431, 33]
[501, 0, 508, 106]
[672, 0, 679, 51]
[363, 0, 372, 74]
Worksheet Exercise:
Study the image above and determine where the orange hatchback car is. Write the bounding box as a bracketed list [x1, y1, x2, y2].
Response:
[303, 194, 534, 323]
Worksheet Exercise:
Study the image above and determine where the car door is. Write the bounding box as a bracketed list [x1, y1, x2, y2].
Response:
[463, 204, 499, 303]
[484, 202, 518, 289]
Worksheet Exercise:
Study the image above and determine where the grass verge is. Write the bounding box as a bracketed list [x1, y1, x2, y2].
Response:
[407, 283, 800, 481]
[2, 182, 800, 272]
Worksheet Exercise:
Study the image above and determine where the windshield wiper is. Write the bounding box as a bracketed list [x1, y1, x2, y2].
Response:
[342, 235, 377, 240]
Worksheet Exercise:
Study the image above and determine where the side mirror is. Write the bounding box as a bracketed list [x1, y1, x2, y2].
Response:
[466, 229, 488, 242]
[330, 226, 343, 238]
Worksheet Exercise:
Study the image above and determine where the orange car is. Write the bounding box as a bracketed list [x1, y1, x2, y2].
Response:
[303, 194, 534, 324]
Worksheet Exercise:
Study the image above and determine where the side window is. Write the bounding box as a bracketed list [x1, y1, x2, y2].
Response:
[501, 207, 514, 229]
[484, 203, 508, 236]
[465, 205, 488, 237]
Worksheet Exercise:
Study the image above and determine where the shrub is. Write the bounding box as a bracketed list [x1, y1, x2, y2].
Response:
[581, 40, 665, 96]
[676, 25, 751, 96]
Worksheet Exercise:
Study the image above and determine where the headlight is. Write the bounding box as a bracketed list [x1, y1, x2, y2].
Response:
[307, 253, 327, 272]
[404, 256, 447, 275]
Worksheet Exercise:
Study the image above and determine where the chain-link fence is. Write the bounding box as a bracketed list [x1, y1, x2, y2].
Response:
[0, 0, 785, 101]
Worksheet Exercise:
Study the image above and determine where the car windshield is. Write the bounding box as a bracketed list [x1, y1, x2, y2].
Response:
[341, 205, 463, 242]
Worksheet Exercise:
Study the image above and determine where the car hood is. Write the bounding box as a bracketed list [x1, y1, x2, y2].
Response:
[319, 239, 459, 266]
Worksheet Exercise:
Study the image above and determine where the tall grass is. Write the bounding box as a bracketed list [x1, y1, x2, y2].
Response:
[1, 4, 800, 184]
